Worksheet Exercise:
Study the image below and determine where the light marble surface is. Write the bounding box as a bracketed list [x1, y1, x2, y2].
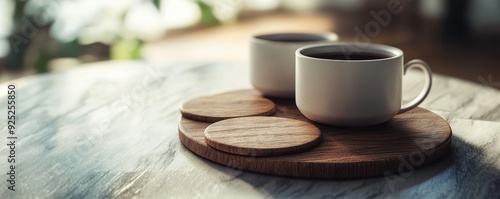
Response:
[0, 61, 499, 198]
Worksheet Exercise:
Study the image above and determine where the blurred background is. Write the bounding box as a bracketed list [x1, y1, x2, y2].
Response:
[0, 0, 499, 87]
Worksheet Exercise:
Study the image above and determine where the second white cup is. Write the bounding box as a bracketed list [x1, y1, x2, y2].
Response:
[250, 33, 338, 98]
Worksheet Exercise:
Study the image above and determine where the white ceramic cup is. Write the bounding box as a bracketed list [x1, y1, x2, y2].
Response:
[250, 33, 338, 98]
[296, 43, 432, 127]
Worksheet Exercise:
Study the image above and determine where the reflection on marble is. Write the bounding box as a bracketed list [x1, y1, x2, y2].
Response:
[0, 61, 498, 198]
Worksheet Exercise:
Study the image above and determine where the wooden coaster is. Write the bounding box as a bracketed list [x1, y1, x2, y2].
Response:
[204, 117, 322, 156]
[178, 89, 452, 179]
[180, 94, 276, 122]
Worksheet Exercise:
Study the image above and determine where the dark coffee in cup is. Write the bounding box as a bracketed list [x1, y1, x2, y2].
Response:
[254, 34, 327, 43]
[308, 52, 389, 60]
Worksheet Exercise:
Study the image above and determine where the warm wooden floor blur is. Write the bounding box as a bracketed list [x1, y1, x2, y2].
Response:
[3, 12, 497, 88]
[142, 13, 334, 62]
[143, 12, 500, 88]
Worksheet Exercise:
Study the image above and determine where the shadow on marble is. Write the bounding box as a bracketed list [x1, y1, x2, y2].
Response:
[194, 135, 500, 198]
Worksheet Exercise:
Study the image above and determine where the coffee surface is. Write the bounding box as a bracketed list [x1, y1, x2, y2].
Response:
[268, 38, 323, 42]
[308, 52, 390, 60]
[256, 34, 325, 43]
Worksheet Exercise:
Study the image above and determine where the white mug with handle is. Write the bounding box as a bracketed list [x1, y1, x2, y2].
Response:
[295, 43, 432, 127]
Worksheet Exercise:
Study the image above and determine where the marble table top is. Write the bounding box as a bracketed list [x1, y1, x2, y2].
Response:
[0, 61, 499, 198]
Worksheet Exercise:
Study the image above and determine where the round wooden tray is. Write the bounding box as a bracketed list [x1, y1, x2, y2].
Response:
[178, 90, 452, 179]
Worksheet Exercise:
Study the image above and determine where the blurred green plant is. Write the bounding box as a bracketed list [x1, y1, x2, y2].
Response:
[196, 0, 221, 26]
[5, 0, 163, 73]
[4, 0, 240, 73]
[152, 0, 161, 9]
[111, 38, 143, 60]
[110, 0, 160, 60]
[34, 51, 51, 73]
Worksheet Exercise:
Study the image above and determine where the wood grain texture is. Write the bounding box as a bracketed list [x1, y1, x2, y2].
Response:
[179, 89, 452, 179]
[180, 94, 276, 122]
[204, 116, 322, 156]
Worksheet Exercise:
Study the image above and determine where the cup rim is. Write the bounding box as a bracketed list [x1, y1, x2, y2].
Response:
[296, 43, 403, 63]
[252, 32, 338, 45]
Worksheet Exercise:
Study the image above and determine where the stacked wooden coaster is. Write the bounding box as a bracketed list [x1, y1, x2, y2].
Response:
[181, 93, 322, 156]
[178, 89, 452, 179]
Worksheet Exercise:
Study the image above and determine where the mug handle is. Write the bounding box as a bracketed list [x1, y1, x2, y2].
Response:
[399, 59, 433, 114]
